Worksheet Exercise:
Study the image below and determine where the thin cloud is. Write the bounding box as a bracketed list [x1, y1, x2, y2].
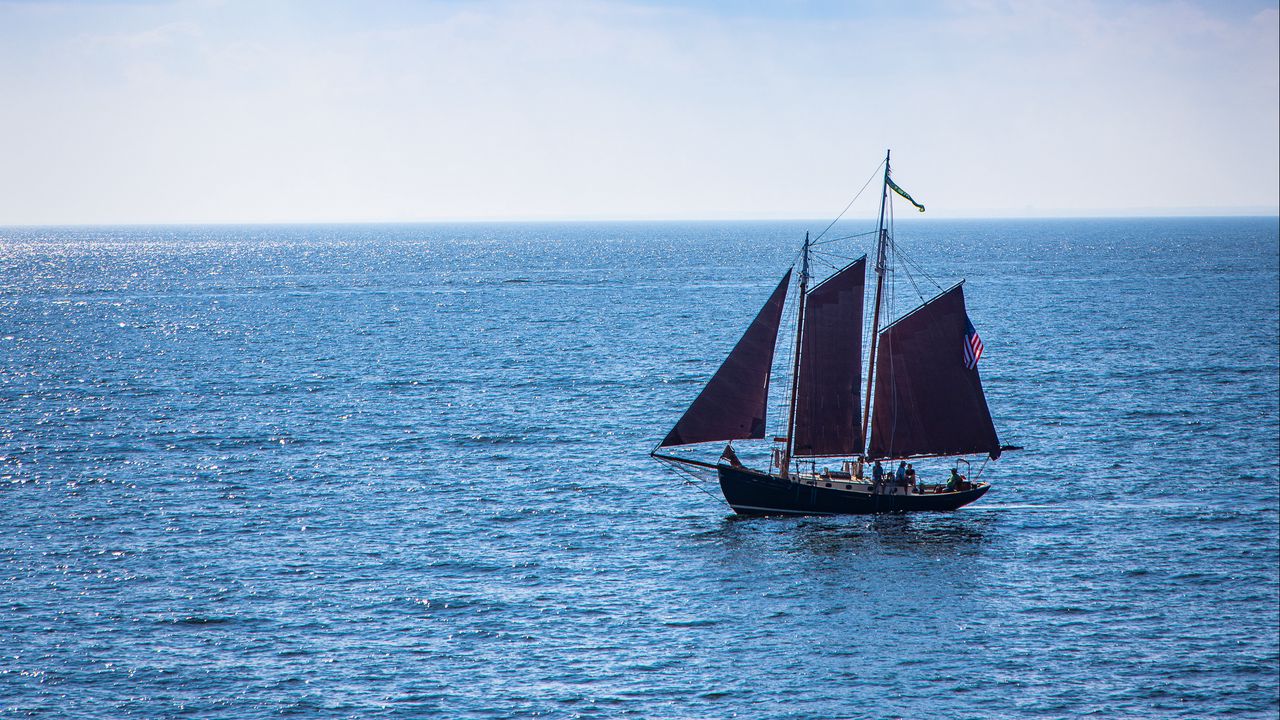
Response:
[0, 0, 1275, 223]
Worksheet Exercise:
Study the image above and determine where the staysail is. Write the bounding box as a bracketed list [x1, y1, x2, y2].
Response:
[867, 283, 1001, 459]
[793, 257, 866, 456]
[659, 271, 792, 447]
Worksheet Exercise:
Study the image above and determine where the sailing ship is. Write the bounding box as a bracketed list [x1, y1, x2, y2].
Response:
[651, 150, 1017, 516]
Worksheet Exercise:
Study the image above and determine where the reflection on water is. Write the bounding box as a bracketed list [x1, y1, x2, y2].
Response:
[690, 509, 1003, 665]
[863, 513, 995, 551]
[715, 511, 991, 547]
[702, 510, 997, 565]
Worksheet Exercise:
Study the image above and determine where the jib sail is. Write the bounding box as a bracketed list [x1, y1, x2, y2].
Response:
[660, 271, 791, 448]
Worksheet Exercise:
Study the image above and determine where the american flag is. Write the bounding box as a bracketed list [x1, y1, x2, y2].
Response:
[963, 319, 984, 369]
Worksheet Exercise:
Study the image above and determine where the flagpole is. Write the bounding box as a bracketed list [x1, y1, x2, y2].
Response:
[862, 150, 891, 457]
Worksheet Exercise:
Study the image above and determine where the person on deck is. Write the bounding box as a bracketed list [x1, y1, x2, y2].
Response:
[946, 468, 962, 492]
[895, 461, 907, 486]
[906, 464, 917, 489]
[872, 460, 883, 486]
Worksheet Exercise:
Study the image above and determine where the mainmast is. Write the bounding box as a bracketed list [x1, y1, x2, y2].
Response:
[861, 150, 892, 455]
[782, 231, 811, 477]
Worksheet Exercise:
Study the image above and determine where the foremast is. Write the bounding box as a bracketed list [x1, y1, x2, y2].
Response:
[780, 232, 811, 477]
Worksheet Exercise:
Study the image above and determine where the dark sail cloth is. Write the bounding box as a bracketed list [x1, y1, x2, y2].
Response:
[793, 258, 865, 457]
[868, 283, 1001, 460]
[660, 271, 791, 447]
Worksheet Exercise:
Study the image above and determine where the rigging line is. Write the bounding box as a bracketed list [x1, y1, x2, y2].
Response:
[808, 257, 845, 276]
[808, 229, 880, 257]
[811, 230, 880, 247]
[973, 456, 991, 482]
[656, 455, 718, 486]
[811, 160, 886, 245]
[883, 199, 900, 458]
[808, 248, 860, 267]
[772, 274, 803, 439]
[893, 236, 930, 304]
[892, 241, 944, 292]
[897, 251, 943, 293]
[656, 457, 731, 507]
[886, 198, 896, 320]
[811, 236, 877, 263]
[779, 235, 805, 273]
[809, 248, 863, 265]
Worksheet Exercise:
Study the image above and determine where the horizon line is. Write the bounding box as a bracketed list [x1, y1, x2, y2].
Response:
[3, 211, 1279, 229]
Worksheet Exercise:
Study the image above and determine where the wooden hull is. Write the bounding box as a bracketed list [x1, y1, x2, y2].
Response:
[717, 465, 990, 516]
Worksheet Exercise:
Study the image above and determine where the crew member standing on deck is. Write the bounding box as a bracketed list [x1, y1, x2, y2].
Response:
[895, 461, 907, 486]
[872, 460, 883, 487]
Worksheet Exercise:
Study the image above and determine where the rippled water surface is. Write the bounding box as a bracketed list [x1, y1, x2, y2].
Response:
[2, 219, 1277, 718]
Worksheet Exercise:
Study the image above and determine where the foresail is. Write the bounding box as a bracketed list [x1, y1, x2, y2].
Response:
[659, 270, 792, 448]
[793, 258, 866, 456]
[867, 283, 1001, 460]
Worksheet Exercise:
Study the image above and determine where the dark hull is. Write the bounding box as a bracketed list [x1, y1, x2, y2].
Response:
[718, 465, 990, 516]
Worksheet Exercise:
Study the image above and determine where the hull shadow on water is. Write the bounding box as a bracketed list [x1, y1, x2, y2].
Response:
[708, 506, 997, 557]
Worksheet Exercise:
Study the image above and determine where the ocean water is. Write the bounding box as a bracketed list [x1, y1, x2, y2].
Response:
[1, 218, 1276, 719]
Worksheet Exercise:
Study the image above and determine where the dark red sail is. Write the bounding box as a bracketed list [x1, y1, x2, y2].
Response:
[868, 283, 1001, 460]
[660, 271, 792, 447]
[793, 258, 865, 456]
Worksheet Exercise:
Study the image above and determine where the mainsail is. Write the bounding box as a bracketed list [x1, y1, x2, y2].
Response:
[659, 271, 792, 448]
[867, 283, 1001, 460]
[793, 257, 866, 456]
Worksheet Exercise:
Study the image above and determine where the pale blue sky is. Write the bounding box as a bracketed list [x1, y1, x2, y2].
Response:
[1, 0, 1276, 223]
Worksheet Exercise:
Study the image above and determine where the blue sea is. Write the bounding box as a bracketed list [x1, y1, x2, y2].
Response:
[1, 218, 1277, 719]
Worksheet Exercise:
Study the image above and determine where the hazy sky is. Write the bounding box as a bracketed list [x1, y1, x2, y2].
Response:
[1, 0, 1276, 224]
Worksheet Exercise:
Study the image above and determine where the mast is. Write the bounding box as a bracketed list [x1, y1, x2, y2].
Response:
[862, 150, 891, 455]
[782, 231, 810, 477]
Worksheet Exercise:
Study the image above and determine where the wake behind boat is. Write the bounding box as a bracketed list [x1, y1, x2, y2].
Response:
[652, 150, 1018, 516]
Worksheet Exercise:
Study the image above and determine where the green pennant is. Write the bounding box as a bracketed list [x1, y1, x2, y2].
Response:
[887, 177, 926, 213]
